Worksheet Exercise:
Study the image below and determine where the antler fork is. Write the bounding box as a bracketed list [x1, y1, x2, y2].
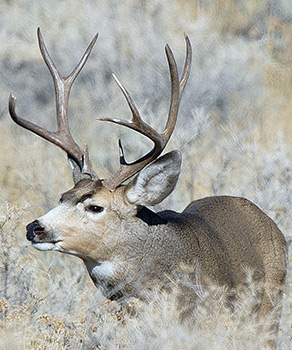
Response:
[9, 28, 98, 183]
[100, 35, 192, 190]
[9, 30, 192, 190]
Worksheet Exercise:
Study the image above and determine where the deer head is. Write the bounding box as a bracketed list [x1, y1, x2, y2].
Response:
[9, 28, 191, 298]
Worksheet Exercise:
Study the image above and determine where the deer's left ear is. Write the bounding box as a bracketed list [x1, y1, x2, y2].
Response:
[125, 150, 181, 206]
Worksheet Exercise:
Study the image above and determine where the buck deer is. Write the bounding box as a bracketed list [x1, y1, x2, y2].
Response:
[9, 29, 286, 327]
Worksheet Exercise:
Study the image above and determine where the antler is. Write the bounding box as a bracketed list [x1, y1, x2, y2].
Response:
[9, 28, 98, 183]
[100, 35, 192, 191]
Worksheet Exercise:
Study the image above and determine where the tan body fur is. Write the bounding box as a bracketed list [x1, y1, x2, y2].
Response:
[29, 174, 286, 320]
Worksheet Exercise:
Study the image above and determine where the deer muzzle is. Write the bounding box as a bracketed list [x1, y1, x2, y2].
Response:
[26, 220, 45, 241]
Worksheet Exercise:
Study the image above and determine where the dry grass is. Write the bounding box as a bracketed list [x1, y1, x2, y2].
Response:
[0, 202, 290, 350]
[1, 0, 292, 349]
[0, 201, 291, 349]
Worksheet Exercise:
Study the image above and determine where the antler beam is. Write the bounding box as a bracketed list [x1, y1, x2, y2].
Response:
[9, 28, 98, 183]
[100, 35, 192, 190]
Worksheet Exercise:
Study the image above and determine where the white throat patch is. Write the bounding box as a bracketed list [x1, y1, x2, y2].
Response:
[85, 261, 115, 284]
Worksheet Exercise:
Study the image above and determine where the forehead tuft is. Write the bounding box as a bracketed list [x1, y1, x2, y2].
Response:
[60, 179, 104, 204]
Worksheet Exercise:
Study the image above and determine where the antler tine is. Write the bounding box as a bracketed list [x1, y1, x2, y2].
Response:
[101, 35, 192, 191]
[99, 74, 163, 143]
[9, 28, 98, 183]
[163, 34, 192, 141]
[180, 34, 192, 92]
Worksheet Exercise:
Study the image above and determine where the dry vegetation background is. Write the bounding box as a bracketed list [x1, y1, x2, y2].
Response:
[0, 0, 292, 349]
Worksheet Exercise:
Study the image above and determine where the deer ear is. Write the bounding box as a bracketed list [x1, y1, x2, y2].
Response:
[125, 150, 181, 206]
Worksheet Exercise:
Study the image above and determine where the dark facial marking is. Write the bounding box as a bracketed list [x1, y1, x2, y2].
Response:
[60, 179, 104, 205]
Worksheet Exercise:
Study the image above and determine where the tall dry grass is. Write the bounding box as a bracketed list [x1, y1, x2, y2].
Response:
[0, 203, 290, 349]
[0, 0, 292, 349]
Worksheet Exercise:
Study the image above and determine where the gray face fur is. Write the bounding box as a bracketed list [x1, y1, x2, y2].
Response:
[26, 151, 183, 299]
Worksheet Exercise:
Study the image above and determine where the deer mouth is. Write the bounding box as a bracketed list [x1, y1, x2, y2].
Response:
[32, 241, 62, 251]
[26, 220, 62, 250]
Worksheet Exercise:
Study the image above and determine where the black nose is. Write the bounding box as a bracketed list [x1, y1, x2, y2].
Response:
[26, 220, 45, 241]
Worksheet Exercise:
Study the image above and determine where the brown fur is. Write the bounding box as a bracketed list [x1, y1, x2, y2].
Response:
[25, 156, 286, 350]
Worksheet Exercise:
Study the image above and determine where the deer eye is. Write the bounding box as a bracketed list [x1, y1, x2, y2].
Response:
[85, 205, 104, 213]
